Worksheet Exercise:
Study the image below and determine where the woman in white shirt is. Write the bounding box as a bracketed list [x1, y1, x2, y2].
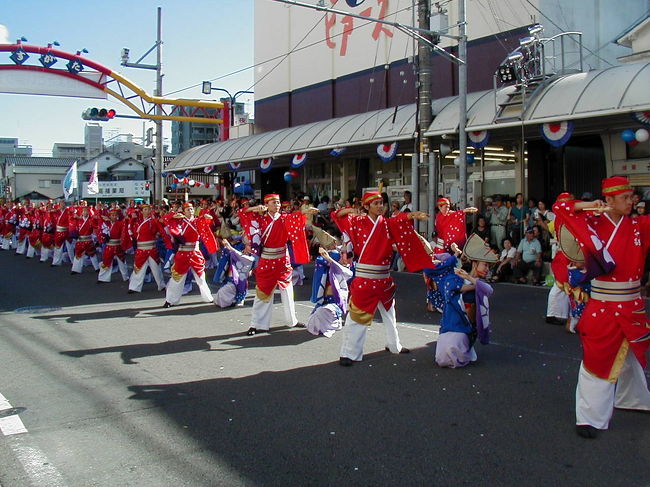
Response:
[491, 238, 516, 282]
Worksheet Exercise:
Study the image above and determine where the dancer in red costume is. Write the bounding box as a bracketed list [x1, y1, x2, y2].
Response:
[434, 197, 477, 251]
[71, 205, 99, 274]
[333, 191, 432, 365]
[128, 204, 170, 293]
[239, 193, 317, 335]
[163, 202, 218, 307]
[554, 176, 650, 438]
[97, 208, 130, 283]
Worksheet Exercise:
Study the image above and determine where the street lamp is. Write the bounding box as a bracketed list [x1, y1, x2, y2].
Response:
[201, 81, 253, 127]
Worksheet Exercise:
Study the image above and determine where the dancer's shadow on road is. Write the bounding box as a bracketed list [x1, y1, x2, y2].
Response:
[60, 327, 319, 364]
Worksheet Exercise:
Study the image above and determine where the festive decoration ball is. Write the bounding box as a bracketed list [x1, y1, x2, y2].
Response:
[453, 156, 461, 166]
[290, 170, 299, 179]
[466, 154, 475, 164]
[621, 129, 636, 142]
[204, 183, 210, 189]
[188, 179, 196, 187]
[171, 183, 178, 190]
[629, 139, 640, 147]
[161, 172, 168, 178]
[283, 171, 293, 182]
[635, 128, 649, 143]
[173, 178, 179, 184]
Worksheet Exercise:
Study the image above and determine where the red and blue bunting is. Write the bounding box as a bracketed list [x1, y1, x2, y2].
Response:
[632, 111, 650, 128]
[468, 130, 489, 148]
[540, 121, 574, 147]
[291, 153, 308, 168]
[228, 162, 241, 171]
[330, 147, 347, 156]
[260, 158, 273, 173]
[203, 165, 214, 174]
[377, 142, 398, 162]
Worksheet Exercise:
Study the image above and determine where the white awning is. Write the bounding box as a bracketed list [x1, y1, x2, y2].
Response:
[425, 61, 650, 136]
[166, 104, 417, 171]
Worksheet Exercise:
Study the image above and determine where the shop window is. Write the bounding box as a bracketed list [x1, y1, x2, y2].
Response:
[627, 139, 650, 159]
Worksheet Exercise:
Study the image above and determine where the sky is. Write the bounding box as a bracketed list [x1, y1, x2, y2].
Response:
[0, 0, 254, 156]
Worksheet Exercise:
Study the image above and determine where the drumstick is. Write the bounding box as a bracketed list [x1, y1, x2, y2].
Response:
[582, 206, 611, 212]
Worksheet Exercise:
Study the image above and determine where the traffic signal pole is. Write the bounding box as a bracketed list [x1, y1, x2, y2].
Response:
[154, 6, 163, 203]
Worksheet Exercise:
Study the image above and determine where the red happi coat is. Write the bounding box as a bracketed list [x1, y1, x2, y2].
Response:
[74, 216, 97, 258]
[556, 202, 650, 380]
[166, 215, 218, 279]
[41, 210, 55, 249]
[132, 216, 171, 271]
[239, 210, 308, 300]
[435, 209, 468, 251]
[100, 219, 129, 268]
[54, 208, 71, 248]
[333, 212, 431, 325]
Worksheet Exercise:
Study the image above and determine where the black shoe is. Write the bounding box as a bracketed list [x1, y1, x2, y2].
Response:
[339, 357, 354, 366]
[97, 281, 104, 284]
[576, 425, 599, 439]
[545, 316, 564, 325]
[385, 346, 410, 354]
[294, 322, 306, 328]
[70, 271, 80, 275]
[246, 327, 257, 336]
[163, 301, 172, 308]
[127, 290, 136, 294]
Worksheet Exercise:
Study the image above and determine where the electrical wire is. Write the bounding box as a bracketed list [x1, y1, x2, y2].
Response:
[163, 3, 415, 97]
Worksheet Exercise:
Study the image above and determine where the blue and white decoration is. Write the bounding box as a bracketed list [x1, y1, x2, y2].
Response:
[376, 142, 398, 162]
[330, 147, 347, 156]
[540, 121, 574, 147]
[260, 158, 273, 173]
[291, 153, 308, 168]
[228, 162, 241, 171]
[632, 111, 650, 128]
[468, 130, 489, 148]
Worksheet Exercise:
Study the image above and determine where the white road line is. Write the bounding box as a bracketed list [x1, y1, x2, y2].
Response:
[0, 391, 68, 486]
[0, 391, 27, 436]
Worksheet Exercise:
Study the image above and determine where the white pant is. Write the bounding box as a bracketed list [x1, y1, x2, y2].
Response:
[15, 238, 27, 255]
[39, 247, 51, 262]
[97, 257, 129, 282]
[71, 254, 99, 273]
[129, 256, 165, 292]
[26, 243, 40, 258]
[52, 245, 65, 266]
[340, 303, 403, 361]
[576, 352, 650, 429]
[250, 284, 298, 330]
[546, 284, 570, 319]
[165, 268, 213, 305]
[1, 237, 12, 250]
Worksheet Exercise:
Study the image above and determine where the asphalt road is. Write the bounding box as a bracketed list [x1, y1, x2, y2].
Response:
[0, 250, 648, 487]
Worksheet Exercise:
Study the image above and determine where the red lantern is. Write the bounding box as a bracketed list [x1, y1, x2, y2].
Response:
[290, 170, 299, 179]
[629, 140, 640, 147]
[204, 183, 210, 189]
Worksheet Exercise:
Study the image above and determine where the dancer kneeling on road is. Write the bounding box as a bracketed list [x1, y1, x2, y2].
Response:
[433, 234, 496, 368]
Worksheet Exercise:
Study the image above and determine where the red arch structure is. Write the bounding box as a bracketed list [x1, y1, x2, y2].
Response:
[0, 42, 227, 126]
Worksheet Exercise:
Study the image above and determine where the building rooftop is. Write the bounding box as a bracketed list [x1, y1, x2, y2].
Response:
[4, 156, 78, 167]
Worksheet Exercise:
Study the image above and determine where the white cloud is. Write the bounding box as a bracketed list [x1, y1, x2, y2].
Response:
[0, 25, 9, 44]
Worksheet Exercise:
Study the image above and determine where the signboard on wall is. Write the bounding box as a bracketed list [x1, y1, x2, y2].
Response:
[81, 180, 150, 199]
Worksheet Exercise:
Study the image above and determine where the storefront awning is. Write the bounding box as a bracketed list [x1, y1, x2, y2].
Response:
[166, 104, 417, 171]
[425, 61, 650, 137]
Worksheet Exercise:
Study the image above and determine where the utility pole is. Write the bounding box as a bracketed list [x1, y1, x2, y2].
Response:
[155, 6, 163, 203]
[120, 6, 164, 202]
[415, 0, 433, 219]
[458, 0, 468, 208]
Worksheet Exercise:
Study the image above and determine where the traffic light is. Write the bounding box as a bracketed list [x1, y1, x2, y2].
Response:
[82, 108, 117, 121]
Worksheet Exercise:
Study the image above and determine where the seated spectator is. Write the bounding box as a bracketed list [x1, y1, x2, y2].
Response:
[513, 228, 543, 285]
[491, 237, 516, 282]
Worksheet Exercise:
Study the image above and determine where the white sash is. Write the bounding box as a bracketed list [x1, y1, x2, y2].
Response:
[357, 215, 381, 263]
